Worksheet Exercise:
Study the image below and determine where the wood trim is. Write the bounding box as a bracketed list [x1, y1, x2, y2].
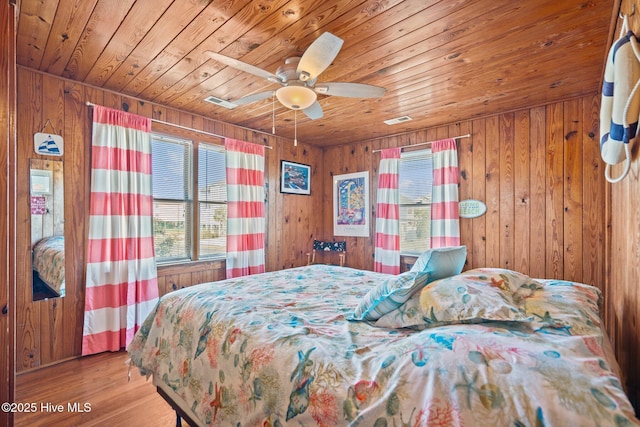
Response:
[603, 0, 639, 413]
[1, 0, 17, 425]
[157, 259, 225, 276]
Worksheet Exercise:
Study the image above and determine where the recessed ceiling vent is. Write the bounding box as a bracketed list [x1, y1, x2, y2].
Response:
[384, 115, 412, 125]
[204, 95, 237, 109]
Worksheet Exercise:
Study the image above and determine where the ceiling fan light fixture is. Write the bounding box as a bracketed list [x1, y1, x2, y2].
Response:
[276, 84, 317, 110]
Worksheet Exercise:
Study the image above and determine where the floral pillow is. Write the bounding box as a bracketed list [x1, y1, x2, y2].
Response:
[349, 270, 430, 321]
[458, 268, 544, 306]
[524, 279, 603, 336]
[374, 270, 532, 329]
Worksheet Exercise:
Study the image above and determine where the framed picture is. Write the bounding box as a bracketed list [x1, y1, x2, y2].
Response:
[280, 160, 311, 195]
[30, 169, 53, 195]
[333, 171, 370, 237]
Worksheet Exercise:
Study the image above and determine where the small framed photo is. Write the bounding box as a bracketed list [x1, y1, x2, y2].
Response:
[280, 160, 311, 195]
[30, 169, 53, 195]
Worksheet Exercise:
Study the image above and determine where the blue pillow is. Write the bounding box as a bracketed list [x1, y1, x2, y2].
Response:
[350, 271, 430, 321]
[409, 246, 467, 282]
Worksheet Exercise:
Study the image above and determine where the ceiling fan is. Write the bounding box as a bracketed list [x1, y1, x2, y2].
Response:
[206, 32, 386, 120]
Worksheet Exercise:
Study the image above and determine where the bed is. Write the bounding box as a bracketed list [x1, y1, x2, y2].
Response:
[128, 260, 640, 426]
[32, 235, 65, 297]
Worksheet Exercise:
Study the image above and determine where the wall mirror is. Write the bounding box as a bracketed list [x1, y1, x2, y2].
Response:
[30, 158, 65, 300]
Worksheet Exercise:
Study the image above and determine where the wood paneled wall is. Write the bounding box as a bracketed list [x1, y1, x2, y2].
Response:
[1, 0, 17, 424]
[322, 96, 605, 286]
[609, 147, 640, 412]
[608, 0, 640, 412]
[15, 67, 324, 372]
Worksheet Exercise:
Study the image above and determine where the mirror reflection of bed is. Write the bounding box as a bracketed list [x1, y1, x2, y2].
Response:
[32, 272, 58, 300]
[30, 158, 65, 300]
[32, 235, 65, 299]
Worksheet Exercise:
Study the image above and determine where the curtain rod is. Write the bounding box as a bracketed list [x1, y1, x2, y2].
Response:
[372, 133, 471, 153]
[85, 101, 273, 149]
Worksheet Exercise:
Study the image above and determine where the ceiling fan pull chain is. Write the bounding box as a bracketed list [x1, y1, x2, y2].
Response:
[272, 91, 276, 135]
[294, 110, 298, 146]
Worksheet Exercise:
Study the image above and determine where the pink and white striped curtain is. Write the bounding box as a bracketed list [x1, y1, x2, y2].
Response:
[225, 138, 266, 278]
[82, 105, 159, 356]
[374, 147, 401, 274]
[430, 138, 460, 247]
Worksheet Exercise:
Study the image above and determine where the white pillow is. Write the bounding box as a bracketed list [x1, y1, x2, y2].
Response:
[349, 271, 430, 321]
[410, 246, 467, 282]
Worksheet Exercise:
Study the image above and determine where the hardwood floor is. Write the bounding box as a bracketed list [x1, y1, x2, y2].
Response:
[15, 351, 182, 426]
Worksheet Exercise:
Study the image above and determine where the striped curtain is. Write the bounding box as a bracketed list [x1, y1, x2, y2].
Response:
[82, 105, 159, 356]
[225, 138, 266, 278]
[430, 138, 460, 247]
[374, 147, 401, 274]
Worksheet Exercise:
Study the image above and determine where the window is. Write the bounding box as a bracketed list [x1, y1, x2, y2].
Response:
[399, 149, 433, 254]
[198, 144, 227, 257]
[151, 133, 226, 263]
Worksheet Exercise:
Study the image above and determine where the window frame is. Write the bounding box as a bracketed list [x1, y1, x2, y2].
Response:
[398, 148, 433, 256]
[151, 127, 227, 265]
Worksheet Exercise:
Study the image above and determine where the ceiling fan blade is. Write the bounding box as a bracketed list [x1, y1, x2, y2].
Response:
[314, 82, 386, 98]
[297, 33, 344, 81]
[303, 101, 323, 120]
[233, 91, 274, 106]
[206, 51, 281, 82]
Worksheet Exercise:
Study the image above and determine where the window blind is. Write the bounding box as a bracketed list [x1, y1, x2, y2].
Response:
[399, 149, 433, 254]
[198, 143, 227, 257]
[151, 134, 193, 261]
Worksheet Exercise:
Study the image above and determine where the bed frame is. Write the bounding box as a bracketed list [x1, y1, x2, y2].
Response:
[157, 386, 199, 427]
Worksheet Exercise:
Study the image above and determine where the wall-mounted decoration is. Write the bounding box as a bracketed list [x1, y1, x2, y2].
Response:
[30, 169, 53, 195]
[459, 199, 487, 218]
[333, 171, 370, 237]
[34, 132, 64, 156]
[30, 195, 47, 215]
[280, 160, 311, 195]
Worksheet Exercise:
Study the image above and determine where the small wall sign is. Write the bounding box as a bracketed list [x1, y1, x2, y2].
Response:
[34, 133, 64, 156]
[459, 199, 487, 218]
[31, 195, 47, 215]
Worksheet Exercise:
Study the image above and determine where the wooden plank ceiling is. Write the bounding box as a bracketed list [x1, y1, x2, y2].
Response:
[16, 0, 616, 147]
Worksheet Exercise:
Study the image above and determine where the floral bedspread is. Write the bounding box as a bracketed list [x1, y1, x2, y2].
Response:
[32, 235, 65, 296]
[128, 265, 639, 426]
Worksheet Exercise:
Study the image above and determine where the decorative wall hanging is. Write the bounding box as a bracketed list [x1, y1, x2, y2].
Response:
[30, 169, 52, 195]
[30, 195, 47, 215]
[600, 12, 640, 183]
[33, 119, 63, 156]
[458, 199, 487, 218]
[333, 171, 370, 237]
[280, 160, 311, 195]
